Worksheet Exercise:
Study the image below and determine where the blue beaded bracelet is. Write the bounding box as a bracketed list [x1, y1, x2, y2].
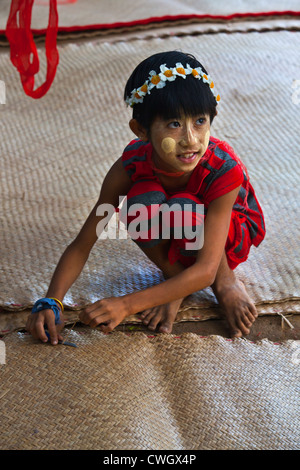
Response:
[31, 298, 61, 325]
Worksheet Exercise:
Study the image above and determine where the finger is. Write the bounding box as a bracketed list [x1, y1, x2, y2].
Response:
[84, 301, 102, 315]
[47, 321, 59, 345]
[79, 308, 98, 324]
[79, 309, 93, 324]
[29, 326, 42, 341]
[89, 313, 111, 328]
[35, 320, 49, 343]
[80, 306, 107, 325]
[99, 321, 116, 334]
[36, 310, 57, 344]
[26, 316, 37, 336]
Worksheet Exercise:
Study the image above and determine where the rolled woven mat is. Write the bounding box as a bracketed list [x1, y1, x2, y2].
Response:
[1, 0, 300, 33]
[1, 329, 299, 449]
[0, 30, 299, 331]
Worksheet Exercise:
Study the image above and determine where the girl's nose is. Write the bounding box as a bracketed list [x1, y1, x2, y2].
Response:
[179, 124, 197, 147]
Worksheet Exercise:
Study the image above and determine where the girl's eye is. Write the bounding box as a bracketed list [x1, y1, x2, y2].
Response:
[196, 117, 206, 125]
[168, 121, 181, 128]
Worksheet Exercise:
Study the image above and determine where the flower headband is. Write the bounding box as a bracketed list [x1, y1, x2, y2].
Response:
[125, 62, 220, 107]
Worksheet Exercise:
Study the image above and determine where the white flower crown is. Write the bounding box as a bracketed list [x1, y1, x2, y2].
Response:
[125, 62, 220, 107]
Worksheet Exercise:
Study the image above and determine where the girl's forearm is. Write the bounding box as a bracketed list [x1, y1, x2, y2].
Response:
[46, 241, 91, 302]
[124, 263, 214, 315]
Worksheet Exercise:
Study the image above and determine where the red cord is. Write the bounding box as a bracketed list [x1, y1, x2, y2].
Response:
[6, 0, 59, 98]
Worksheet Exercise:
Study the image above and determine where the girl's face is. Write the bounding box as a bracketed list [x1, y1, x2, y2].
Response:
[148, 114, 211, 175]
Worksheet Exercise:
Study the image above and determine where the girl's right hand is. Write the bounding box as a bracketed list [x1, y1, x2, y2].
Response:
[26, 308, 65, 345]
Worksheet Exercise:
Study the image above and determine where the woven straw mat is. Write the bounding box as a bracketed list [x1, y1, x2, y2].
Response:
[1, 0, 300, 31]
[0, 31, 299, 329]
[1, 329, 299, 450]
[1, 1, 300, 48]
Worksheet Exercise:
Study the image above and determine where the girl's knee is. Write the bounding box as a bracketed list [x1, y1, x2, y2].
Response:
[126, 180, 167, 205]
[120, 180, 167, 245]
[121, 186, 205, 255]
[163, 193, 205, 243]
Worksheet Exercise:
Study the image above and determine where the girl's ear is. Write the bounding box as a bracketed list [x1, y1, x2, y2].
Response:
[129, 119, 148, 141]
[210, 108, 218, 125]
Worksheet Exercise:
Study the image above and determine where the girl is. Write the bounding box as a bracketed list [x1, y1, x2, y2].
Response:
[26, 51, 265, 345]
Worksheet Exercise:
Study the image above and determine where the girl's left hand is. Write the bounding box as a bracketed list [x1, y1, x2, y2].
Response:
[79, 296, 131, 333]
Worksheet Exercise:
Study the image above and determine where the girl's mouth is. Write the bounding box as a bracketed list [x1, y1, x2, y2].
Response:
[176, 152, 198, 164]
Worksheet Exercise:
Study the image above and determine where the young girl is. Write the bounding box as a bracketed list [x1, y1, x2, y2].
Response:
[26, 51, 265, 345]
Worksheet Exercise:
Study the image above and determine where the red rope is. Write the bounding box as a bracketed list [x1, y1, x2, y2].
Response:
[28, 10, 300, 35]
[6, 0, 59, 99]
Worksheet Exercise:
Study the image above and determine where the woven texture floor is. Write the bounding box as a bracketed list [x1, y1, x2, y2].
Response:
[0, 29, 299, 331]
[0, 6, 299, 452]
[1, 329, 299, 450]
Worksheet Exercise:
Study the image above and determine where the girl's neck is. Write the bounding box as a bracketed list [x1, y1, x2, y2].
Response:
[156, 171, 191, 193]
[151, 149, 185, 178]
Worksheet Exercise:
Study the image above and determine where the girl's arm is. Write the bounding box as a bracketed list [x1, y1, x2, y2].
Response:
[80, 185, 242, 330]
[46, 157, 132, 300]
[26, 157, 132, 344]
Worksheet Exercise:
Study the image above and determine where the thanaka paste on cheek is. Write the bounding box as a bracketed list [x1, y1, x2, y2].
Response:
[203, 129, 210, 151]
[161, 137, 176, 154]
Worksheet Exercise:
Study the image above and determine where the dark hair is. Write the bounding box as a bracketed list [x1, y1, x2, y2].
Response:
[124, 51, 218, 131]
